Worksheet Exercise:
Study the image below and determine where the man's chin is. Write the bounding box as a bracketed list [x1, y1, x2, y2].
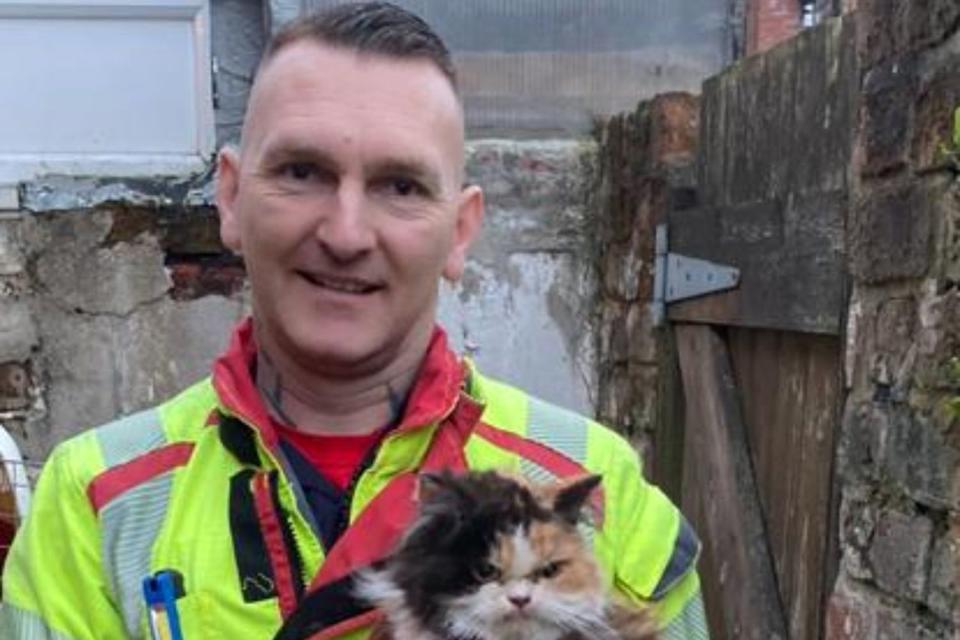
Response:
[284, 329, 393, 375]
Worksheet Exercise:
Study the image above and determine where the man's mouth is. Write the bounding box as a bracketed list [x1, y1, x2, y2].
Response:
[297, 271, 381, 294]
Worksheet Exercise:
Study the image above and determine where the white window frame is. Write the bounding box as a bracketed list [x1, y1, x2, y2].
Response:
[0, 0, 215, 182]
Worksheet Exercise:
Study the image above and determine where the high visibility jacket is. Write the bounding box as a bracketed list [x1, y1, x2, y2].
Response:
[1, 320, 708, 639]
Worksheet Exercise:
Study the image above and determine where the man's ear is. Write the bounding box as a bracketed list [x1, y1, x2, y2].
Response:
[216, 146, 243, 254]
[442, 185, 484, 283]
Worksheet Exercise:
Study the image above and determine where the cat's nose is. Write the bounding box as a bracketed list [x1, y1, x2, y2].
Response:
[508, 595, 531, 609]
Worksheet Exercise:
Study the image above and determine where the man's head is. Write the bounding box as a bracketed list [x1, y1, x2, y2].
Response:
[216, 2, 483, 377]
[263, 2, 458, 93]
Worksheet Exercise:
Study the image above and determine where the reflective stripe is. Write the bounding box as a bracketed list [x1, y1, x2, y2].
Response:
[100, 470, 176, 638]
[662, 592, 710, 640]
[521, 396, 597, 541]
[651, 515, 701, 600]
[95, 409, 164, 468]
[88, 443, 194, 513]
[523, 396, 589, 480]
[0, 602, 76, 640]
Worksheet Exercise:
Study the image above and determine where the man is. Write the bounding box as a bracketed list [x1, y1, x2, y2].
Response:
[1, 3, 709, 639]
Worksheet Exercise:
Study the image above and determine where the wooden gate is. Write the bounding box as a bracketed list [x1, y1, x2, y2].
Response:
[653, 18, 857, 640]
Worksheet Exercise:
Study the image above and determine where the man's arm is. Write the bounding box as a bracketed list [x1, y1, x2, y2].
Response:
[598, 434, 711, 638]
[1, 438, 127, 639]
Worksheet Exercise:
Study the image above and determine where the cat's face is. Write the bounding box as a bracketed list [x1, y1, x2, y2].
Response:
[443, 513, 606, 640]
[380, 471, 611, 640]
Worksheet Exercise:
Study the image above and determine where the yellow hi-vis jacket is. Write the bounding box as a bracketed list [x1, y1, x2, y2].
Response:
[1, 321, 709, 639]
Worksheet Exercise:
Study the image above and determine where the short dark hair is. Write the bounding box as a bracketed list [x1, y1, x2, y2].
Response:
[265, 2, 457, 90]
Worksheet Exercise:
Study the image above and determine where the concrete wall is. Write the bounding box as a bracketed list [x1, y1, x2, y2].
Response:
[0, 139, 598, 462]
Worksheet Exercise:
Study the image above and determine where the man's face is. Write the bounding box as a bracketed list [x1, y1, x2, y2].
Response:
[217, 41, 482, 374]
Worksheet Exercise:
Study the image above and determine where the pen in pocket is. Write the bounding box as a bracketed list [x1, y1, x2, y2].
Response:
[142, 569, 186, 640]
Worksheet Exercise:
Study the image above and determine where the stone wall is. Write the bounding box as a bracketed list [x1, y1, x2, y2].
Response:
[827, 2, 960, 637]
[0, 140, 599, 463]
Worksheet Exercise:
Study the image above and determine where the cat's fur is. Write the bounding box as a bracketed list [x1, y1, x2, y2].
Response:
[357, 470, 657, 640]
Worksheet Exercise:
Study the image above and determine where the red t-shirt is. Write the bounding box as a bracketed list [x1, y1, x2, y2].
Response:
[273, 421, 382, 491]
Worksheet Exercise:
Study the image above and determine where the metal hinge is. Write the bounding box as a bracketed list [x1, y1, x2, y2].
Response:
[651, 224, 741, 326]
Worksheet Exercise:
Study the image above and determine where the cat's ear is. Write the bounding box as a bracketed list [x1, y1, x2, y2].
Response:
[417, 471, 466, 504]
[550, 474, 602, 525]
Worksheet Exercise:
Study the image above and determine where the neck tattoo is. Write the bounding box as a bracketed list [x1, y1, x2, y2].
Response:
[257, 350, 296, 427]
[386, 382, 407, 427]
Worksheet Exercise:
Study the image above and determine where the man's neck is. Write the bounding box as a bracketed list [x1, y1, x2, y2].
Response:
[254, 331, 430, 436]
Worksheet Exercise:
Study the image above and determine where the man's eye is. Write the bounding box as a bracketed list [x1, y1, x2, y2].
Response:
[389, 177, 422, 197]
[282, 163, 316, 181]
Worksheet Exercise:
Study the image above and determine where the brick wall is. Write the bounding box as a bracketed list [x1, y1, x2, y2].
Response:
[826, 1, 960, 636]
[747, 0, 802, 55]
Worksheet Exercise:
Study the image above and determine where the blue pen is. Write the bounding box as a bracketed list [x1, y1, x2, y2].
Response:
[142, 570, 186, 640]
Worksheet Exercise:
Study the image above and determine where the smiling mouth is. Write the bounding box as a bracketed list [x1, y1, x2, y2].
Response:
[297, 271, 381, 295]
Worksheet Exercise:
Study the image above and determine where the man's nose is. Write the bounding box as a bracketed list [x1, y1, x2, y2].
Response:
[316, 184, 376, 262]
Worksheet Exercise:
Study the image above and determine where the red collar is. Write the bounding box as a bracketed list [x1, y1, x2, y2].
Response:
[211, 318, 467, 449]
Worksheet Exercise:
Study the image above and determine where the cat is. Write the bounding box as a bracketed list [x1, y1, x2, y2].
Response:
[357, 470, 658, 640]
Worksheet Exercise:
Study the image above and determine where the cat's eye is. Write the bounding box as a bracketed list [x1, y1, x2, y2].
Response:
[472, 561, 501, 583]
[535, 560, 566, 580]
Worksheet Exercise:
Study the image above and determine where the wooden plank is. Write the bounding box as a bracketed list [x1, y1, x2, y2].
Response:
[667, 17, 857, 335]
[698, 17, 858, 208]
[666, 192, 847, 334]
[680, 407, 726, 637]
[728, 328, 842, 640]
[675, 324, 788, 640]
[653, 323, 685, 504]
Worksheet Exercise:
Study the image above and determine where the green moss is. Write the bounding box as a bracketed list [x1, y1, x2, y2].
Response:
[940, 106, 960, 171]
[953, 106, 960, 150]
[947, 356, 960, 418]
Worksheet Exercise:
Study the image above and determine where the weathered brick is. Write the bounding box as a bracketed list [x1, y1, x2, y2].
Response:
[0, 301, 36, 362]
[625, 301, 657, 365]
[825, 580, 875, 640]
[747, 0, 802, 55]
[858, 0, 960, 69]
[868, 508, 933, 602]
[648, 93, 700, 172]
[943, 181, 960, 285]
[857, 0, 908, 69]
[880, 406, 959, 510]
[904, 0, 960, 57]
[912, 61, 960, 173]
[860, 60, 918, 177]
[875, 606, 951, 639]
[167, 258, 246, 301]
[926, 517, 959, 622]
[851, 179, 936, 284]
[0, 220, 24, 277]
[0, 362, 31, 412]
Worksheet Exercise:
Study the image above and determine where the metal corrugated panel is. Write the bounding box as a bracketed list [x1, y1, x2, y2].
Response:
[297, 0, 732, 136]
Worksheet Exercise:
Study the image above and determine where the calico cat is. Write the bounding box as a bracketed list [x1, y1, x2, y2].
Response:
[357, 470, 657, 640]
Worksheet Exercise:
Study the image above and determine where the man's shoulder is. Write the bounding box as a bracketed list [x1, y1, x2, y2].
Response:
[45, 377, 216, 491]
[468, 368, 641, 474]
